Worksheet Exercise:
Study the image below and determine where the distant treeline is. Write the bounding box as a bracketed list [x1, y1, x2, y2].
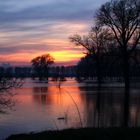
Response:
[0, 53, 140, 80]
[0, 66, 77, 78]
[76, 48, 140, 81]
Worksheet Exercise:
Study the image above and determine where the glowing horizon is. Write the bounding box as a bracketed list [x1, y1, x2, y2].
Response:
[0, 0, 108, 66]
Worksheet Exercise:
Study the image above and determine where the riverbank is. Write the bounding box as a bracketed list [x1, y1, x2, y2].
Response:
[6, 128, 140, 140]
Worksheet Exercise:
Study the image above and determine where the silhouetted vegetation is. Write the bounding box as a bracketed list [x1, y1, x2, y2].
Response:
[96, 0, 140, 127]
[70, 0, 140, 128]
[31, 54, 54, 80]
[71, 0, 140, 87]
[0, 70, 23, 113]
[0, 91, 15, 114]
[96, 0, 140, 90]
[70, 26, 116, 87]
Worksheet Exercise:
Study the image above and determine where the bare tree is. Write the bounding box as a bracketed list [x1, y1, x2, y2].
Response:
[96, 0, 140, 127]
[0, 78, 22, 91]
[70, 26, 114, 87]
[0, 91, 15, 114]
[96, 0, 140, 90]
[0, 77, 23, 113]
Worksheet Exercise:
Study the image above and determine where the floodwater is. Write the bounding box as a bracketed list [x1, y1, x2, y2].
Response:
[0, 78, 140, 139]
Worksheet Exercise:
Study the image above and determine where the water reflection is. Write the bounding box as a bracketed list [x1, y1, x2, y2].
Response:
[30, 81, 140, 128]
[32, 85, 84, 127]
[0, 79, 140, 139]
[33, 87, 48, 105]
[0, 91, 15, 114]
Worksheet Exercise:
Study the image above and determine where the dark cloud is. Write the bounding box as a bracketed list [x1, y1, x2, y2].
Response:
[0, 0, 108, 24]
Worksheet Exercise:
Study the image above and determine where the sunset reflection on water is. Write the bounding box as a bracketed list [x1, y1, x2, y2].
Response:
[1, 78, 140, 139]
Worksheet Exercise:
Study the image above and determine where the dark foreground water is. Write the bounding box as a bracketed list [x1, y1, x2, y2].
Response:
[0, 78, 140, 139]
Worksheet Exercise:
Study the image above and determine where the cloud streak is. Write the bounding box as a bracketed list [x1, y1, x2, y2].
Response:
[0, 0, 108, 66]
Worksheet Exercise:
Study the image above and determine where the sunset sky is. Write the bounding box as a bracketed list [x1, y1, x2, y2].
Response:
[0, 0, 108, 66]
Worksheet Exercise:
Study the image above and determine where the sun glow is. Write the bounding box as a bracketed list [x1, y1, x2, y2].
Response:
[50, 51, 84, 62]
[0, 22, 87, 66]
[0, 50, 84, 66]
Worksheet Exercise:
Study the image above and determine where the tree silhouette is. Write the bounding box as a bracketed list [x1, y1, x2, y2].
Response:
[96, 0, 140, 90]
[31, 54, 54, 80]
[96, 0, 140, 127]
[70, 25, 114, 87]
[0, 73, 22, 113]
